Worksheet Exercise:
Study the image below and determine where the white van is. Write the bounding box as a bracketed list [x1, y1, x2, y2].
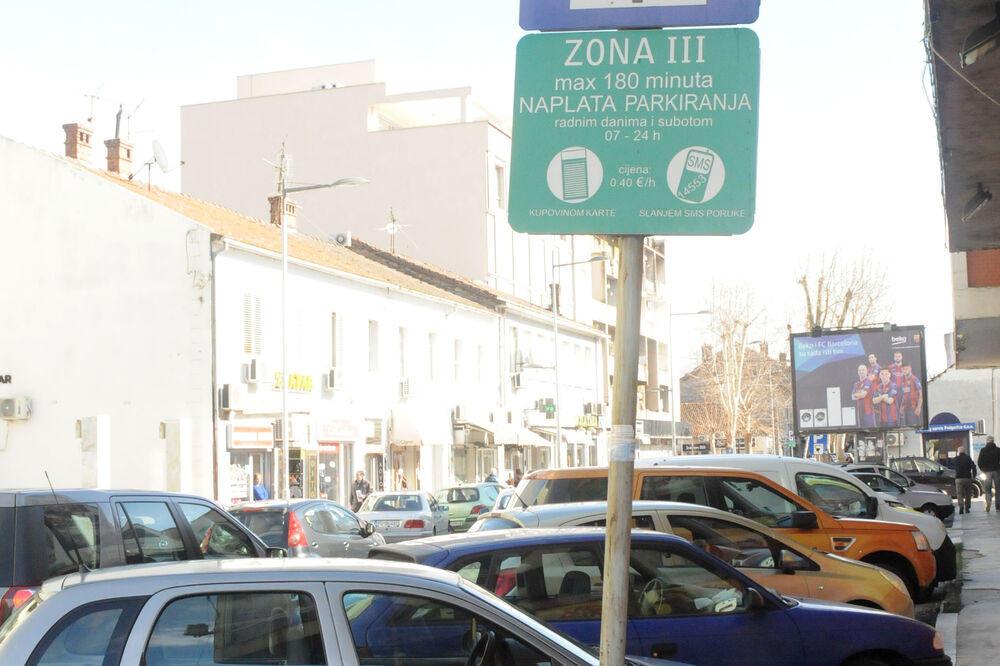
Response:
[649, 454, 956, 584]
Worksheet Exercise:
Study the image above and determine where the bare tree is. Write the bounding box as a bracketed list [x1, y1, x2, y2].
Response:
[797, 251, 892, 330]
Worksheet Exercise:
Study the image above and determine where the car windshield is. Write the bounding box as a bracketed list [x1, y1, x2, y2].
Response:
[517, 477, 609, 506]
[363, 495, 422, 512]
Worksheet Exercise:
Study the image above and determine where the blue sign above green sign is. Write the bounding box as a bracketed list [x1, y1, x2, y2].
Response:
[508, 28, 760, 235]
[519, 0, 760, 31]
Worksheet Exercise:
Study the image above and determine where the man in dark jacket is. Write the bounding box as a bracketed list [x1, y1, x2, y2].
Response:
[351, 470, 372, 512]
[955, 446, 977, 514]
[977, 436, 1000, 512]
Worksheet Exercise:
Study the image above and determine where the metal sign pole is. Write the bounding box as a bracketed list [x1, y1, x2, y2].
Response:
[600, 235, 642, 666]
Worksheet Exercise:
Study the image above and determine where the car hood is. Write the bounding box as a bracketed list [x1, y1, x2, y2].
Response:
[879, 500, 947, 548]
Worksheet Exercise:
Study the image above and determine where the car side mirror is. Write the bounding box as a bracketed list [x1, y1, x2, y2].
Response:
[865, 496, 879, 518]
[362, 522, 376, 537]
[789, 511, 818, 529]
[779, 550, 807, 574]
[266, 547, 288, 558]
[747, 587, 767, 611]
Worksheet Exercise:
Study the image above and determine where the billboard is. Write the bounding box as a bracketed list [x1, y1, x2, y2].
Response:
[790, 326, 927, 433]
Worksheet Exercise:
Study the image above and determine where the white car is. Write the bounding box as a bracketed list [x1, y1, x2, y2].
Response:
[356, 491, 450, 542]
[0, 558, 676, 666]
[649, 454, 957, 585]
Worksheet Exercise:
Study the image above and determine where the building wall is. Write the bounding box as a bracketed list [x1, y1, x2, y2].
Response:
[0, 136, 214, 494]
[213, 244, 502, 502]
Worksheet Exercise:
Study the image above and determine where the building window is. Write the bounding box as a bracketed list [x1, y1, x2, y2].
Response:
[242, 293, 261, 354]
[368, 320, 379, 372]
[428, 333, 437, 381]
[494, 162, 507, 210]
[331, 312, 339, 367]
[399, 327, 408, 376]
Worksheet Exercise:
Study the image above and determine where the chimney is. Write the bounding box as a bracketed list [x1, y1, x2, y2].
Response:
[104, 138, 134, 176]
[269, 195, 299, 231]
[62, 122, 94, 162]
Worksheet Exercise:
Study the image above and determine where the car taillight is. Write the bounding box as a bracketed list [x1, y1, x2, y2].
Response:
[288, 512, 307, 547]
[1, 587, 38, 623]
[470, 505, 488, 515]
[403, 520, 425, 529]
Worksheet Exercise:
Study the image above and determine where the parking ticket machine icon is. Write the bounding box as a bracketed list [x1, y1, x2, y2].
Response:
[560, 148, 590, 201]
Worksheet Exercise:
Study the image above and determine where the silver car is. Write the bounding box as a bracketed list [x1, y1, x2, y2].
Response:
[356, 491, 449, 542]
[851, 472, 955, 526]
[0, 558, 677, 665]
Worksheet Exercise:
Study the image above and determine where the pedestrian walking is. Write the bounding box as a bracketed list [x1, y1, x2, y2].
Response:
[955, 446, 977, 514]
[351, 470, 371, 512]
[977, 435, 1000, 513]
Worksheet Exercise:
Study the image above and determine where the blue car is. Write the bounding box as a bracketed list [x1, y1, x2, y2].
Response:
[370, 528, 950, 666]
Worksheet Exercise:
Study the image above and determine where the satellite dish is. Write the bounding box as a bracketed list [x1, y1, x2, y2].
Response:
[152, 140, 170, 173]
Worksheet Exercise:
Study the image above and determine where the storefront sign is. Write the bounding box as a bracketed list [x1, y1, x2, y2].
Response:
[231, 425, 274, 449]
[577, 414, 600, 428]
[272, 372, 314, 392]
[320, 419, 361, 441]
[0, 374, 11, 384]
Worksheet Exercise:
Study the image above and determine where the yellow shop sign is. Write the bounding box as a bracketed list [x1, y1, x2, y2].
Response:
[272, 372, 314, 393]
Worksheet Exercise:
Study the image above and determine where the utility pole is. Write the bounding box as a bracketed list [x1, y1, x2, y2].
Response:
[599, 235, 642, 666]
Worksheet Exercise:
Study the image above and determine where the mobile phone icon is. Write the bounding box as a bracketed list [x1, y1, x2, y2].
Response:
[677, 148, 714, 203]
[560, 148, 590, 201]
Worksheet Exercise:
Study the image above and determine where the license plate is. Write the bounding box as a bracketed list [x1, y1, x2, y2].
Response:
[377, 520, 400, 528]
[449, 520, 462, 527]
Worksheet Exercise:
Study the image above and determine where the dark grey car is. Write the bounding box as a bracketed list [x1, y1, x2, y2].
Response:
[851, 472, 955, 526]
[230, 499, 384, 557]
[0, 489, 276, 624]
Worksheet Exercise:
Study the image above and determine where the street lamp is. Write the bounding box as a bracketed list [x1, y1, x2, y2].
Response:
[277, 145, 368, 500]
[552, 252, 609, 468]
[668, 307, 711, 456]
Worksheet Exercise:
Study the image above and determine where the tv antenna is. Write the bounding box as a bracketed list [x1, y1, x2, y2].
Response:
[128, 139, 184, 189]
[83, 84, 116, 124]
[126, 99, 144, 140]
[377, 208, 409, 254]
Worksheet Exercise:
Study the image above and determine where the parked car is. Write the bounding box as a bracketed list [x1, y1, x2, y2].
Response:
[891, 456, 982, 498]
[230, 499, 384, 557]
[493, 486, 516, 511]
[435, 482, 506, 531]
[471, 500, 914, 617]
[370, 528, 949, 665]
[842, 462, 948, 495]
[356, 491, 449, 542]
[0, 558, 683, 666]
[0, 489, 281, 624]
[649, 454, 956, 586]
[514, 465, 938, 600]
[849, 472, 955, 526]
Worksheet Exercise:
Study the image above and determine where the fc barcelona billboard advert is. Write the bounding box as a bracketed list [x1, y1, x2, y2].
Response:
[790, 326, 928, 433]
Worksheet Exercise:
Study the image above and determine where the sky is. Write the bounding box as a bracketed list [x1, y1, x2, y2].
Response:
[1, 0, 952, 374]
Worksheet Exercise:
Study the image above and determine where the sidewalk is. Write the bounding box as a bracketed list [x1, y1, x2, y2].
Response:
[938, 495, 1000, 665]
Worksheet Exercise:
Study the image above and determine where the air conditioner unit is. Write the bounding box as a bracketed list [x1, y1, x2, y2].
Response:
[323, 368, 344, 392]
[399, 377, 414, 399]
[0, 397, 31, 421]
[454, 405, 469, 423]
[887, 432, 900, 447]
[219, 384, 232, 411]
[332, 231, 352, 247]
[593, 403, 607, 416]
[977, 418, 987, 434]
[584, 402, 594, 415]
[512, 373, 524, 390]
[245, 357, 265, 384]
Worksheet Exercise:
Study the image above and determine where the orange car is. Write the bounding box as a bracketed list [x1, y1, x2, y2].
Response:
[514, 465, 937, 600]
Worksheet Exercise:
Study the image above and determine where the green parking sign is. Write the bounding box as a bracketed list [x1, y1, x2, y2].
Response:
[509, 28, 759, 235]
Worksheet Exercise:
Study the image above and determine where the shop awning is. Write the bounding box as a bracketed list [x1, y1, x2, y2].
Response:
[529, 426, 592, 446]
[391, 404, 454, 446]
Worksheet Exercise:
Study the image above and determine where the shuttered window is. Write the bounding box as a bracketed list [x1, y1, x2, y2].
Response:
[242, 294, 261, 354]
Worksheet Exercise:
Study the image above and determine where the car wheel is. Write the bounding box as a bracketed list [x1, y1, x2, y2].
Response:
[920, 504, 939, 517]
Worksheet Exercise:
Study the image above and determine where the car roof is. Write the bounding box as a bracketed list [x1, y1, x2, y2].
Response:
[370, 526, 689, 560]
[523, 464, 783, 479]
[45, 556, 465, 595]
[231, 499, 338, 511]
[0, 489, 223, 507]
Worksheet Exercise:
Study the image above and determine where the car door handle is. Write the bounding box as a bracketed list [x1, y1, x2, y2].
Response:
[651, 643, 678, 658]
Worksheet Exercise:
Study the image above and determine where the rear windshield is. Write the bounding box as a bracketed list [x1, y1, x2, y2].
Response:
[0, 508, 13, 586]
[362, 495, 422, 512]
[230, 509, 286, 546]
[15, 504, 101, 585]
[516, 477, 608, 506]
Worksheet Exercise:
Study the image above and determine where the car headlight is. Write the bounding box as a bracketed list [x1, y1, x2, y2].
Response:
[886, 500, 907, 509]
[912, 531, 931, 551]
[941, 488, 951, 495]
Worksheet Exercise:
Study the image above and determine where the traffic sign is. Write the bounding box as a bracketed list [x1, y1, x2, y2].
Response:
[509, 28, 759, 235]
[520, 0, 760, 31]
